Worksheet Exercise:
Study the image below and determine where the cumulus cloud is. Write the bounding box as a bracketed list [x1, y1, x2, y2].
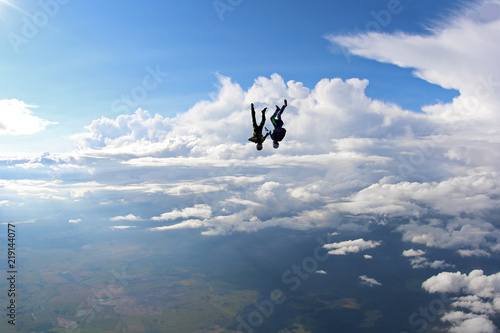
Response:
[423, 270, 500, 298]
[110, 214, 141, 221]
[68, 219, 81, 224]
[72, 71, 431, 161]
[402, 248, 454, 269]
[323, 238, 381, 255]
[359, 275, 382, 287]
[441, 311, 497, 333]
[411, 258, 455, 270]
[422, 269, 500, 331]
[402, 249, 426, 257]
[0, 99, 56, 135]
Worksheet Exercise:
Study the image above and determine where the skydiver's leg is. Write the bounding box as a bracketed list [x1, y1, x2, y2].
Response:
[251, 104, 257, 128]
[259, 108, 266, 128]
[271, 108, 280, 128]
[277, 104, 286, 122]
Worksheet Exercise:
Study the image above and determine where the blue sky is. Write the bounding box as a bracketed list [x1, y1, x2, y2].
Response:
[0, 0, 462, 153]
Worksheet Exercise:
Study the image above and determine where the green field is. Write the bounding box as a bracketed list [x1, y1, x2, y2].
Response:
[0, 240, 259, 333]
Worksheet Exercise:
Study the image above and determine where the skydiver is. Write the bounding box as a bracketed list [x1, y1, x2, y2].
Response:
[248, 103, 268, 151]
[265, 99, 287, 149]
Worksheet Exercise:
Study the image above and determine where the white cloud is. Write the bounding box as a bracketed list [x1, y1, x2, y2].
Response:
[254, 181, 281, 202]
[407, 256, 454, 270]
[359, 275, 382, 287]
[402, 248, 454, 269]
[110, 214, 141, 221]
[0, 99, 56, 135]
[458, 249, 492, 257]
[326, 0, 500, 188]
[316, 270, 327, 275]
[423, 270, 500, 298]
[397, 216, 500, 254]
[333, 170, 500, 218]
[72, 71, 431, 162]
[0, 179, 64, 197]
[327, 1, 500, 122]
[451, 296, 495, 315]
[322, 1, 500, 264]
[151, 204, 212, 221]
[68, 219, 81, 224]
[109, 226, 136, 230]
[287, 181, 329, 202]
[149, 219, 208, 231]
[402, 249, 426, 257]
[323, 238, 381, 255]
[223, 197, 263, 207]
[2, 67, 499, 245]
[442, 312, 497, 333]
[422, 271, 469, 294]
[428, 260, 455, 270]
[422, 269, 500, 331]
[363, 254, 372, 259]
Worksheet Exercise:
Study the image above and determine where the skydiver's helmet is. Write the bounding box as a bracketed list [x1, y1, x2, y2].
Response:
[273, 141, 279, 149]
[256, 143, 263, 151]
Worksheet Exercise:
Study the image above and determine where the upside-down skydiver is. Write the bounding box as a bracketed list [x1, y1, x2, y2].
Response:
[248, 103, 268, 151]
[265, 99, 287, 149]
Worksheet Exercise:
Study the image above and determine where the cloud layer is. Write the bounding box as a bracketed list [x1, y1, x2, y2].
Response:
[2, 63, 499, 243]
